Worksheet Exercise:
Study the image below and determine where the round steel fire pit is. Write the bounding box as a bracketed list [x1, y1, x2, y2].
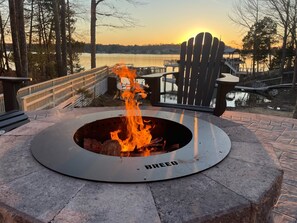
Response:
[30, 110, 231, 182]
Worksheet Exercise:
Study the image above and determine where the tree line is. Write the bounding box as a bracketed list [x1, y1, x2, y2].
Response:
[1, 0, 297, 81]
[230, 0, 297, 85]
[0, 0, 138, 82]
[84, 44, 180, 54]
[230, 0, 297, 118]
[0, 0, 77, 81]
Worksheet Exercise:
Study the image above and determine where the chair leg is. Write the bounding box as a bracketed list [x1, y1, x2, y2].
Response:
[214, 83, 237, 116]
[144, 77, 160, 105]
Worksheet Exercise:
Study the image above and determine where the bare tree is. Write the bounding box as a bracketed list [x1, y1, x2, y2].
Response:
[8, 0, 28, 77]
[24, 0, 80, 79]
[53, 0, 63, 76]
[290, 0, 297, 88]
[90, 0, 137, 68]
[264, 0, 291, 82]
[67, 0, 73, 74]
[9, 0, 21, 77]
[90, 0, 97, 68]
[0, 11, 9, 71]
[60, 0, 67, 75]
[229, 0, 262, 75]
[229, 0, 261, 28]
[17, 0, 28, 77]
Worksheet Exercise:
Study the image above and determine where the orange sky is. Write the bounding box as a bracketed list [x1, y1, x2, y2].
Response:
[75, 0, 243, 48]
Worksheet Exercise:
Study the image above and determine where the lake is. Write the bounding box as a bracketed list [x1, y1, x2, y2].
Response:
[79, 53, 180, 70]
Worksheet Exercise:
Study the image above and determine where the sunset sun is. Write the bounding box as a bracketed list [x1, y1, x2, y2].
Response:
[179, 28, 220, 43]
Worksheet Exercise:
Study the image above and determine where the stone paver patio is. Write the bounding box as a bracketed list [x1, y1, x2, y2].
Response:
[0, 107, 296, 223]
[222, 111, 297, 223]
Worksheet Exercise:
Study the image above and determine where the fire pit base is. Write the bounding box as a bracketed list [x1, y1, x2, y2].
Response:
[0, 107, 283, 223]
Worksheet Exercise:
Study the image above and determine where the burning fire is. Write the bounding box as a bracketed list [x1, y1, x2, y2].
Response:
[110, 64, 152, 153]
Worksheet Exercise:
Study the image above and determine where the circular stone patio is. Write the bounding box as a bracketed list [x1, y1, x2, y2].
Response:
[0, 107, 283, 223]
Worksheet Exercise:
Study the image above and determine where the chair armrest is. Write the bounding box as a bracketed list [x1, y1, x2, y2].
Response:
[137, 71, 178, 79]
[137, 72, 179, 105]
[0, 76, 32, 82]
[214, 73, 239, 116]
[216, 73, 239, 84]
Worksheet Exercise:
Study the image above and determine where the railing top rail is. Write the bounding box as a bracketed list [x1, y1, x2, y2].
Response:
[19, 66, 108, 95]
[21, 68, 108, 100]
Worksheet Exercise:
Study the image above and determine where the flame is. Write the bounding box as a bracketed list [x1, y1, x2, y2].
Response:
[110, 64, 152, 153]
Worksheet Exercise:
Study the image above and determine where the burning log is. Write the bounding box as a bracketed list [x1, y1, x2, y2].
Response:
[102, 140, 121, 156]
[84, 138, 103, 153]
[167, 144, 180, 152]
[83, 136, 174, 157]
[84, 138, 121, 156]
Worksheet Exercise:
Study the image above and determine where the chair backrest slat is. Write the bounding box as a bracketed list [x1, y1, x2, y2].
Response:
[188, 33, 204, 105]
[182, 38, 194, 104]
[176, 32, 225, 107]
[177, 42, 187, 104]
[202, 37, 219, 105]
[195, 32, 212, 105]
[204, 41, 225, 105]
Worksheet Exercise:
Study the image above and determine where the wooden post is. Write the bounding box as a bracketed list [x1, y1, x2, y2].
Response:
[0, 77, 31, 111]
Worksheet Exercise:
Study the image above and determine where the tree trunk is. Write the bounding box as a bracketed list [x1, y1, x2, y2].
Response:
[279, 29, 288, 83]
[0, 12, 9, 70]
[53, 0, 63, 77]
[293, 95, 297, 118]
[292, 0, 297, 88]
[90, 0, 96, 68]
[67, 0, 73, 74]
[279, 0, 290, 83]
[28, 0, 34, 53]
[8, 0, 22, 77]
[293, 47, 297, 88]
[16, 0, 28, 77]
[60, 0, 67, 76]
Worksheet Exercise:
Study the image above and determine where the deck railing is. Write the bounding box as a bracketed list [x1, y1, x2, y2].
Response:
[0, 66, 109, 112]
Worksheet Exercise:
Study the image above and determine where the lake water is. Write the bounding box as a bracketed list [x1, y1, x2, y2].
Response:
[79, 53, 180, 70]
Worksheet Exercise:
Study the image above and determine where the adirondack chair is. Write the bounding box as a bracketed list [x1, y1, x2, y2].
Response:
[140, 32, 239, 116]
[0, 76, 32, 133]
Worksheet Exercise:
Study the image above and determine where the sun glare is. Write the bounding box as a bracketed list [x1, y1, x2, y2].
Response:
[179, 28, 219, 43]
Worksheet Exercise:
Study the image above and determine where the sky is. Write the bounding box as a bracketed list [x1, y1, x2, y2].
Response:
[75, 0, 243, 48]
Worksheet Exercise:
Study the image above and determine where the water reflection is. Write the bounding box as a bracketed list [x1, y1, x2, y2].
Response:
[79, 53, 179, 70]
[159, 89, 285, 111]
[226, 91, 271, 108]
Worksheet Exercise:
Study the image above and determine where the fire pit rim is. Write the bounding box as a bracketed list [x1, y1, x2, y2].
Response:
[30, 109, 231, 182]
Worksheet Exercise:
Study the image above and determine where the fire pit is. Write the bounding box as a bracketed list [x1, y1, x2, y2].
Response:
[74, 116, 193, 157]
[0, 107, 282, 222]
[30, 109, 231, 182]
[31, 65, 231, 182]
